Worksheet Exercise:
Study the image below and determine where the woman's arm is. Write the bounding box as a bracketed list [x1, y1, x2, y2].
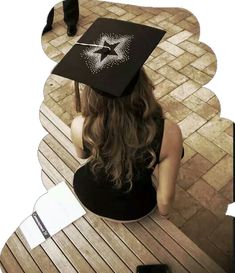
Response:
[71, 115, 89, 159]
[153, 120, 183, 217]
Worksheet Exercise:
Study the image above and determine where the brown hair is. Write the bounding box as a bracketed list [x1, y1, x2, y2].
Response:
[78, 68, 163, 191]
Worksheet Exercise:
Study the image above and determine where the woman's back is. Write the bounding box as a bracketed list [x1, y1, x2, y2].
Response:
[73, 115, 165, 221]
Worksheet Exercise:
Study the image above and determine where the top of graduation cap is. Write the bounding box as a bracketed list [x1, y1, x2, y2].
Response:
[52, 18, 166, 98]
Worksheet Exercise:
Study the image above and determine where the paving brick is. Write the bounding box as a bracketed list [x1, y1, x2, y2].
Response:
[168, 11, 189, 24]
[198, 117, 232, 141]
[158, 41, 184, 57]
[43, 76, 61, 95]
[50, 83, 74, 103]
[207, 96, 220, 111]
[219, 180, 233, 202]
[213, 132, 233, 155]
[57, 42, 72, 55]
[172, 186, 201, 219]
[180, 143, 197, 165]
[178, 41, 206, 57]
[225, 125, 233, 137]
[185, 15, 198, 24]
[106, 5, 126, 16]
[144, 66, 165, 86]
[168, 209, 186, 228]
[203, 62, 217, 77]
[177, 19, 198, 34]
[167, 30, 193, 45]
[159, 95, 192, 122]
[148, 11, 172, 24]
[207, 193, 229, 220]
[168, 52, 197, 70]
[183, 94, 204, 111]
[146, 52, 175, 71]
[50, 33, 70, 47]
[42, 31, 58, 43]
[42, 43, 62, 59]
[158, 20, 182, 35]
[193, 87, 215, 102]
[153, 79, 177, 99]
[191, 52, 216, 70]
[178, 154, 213, 189]
[181, 208, 219, 242]
[170, 80, 200, 101]
[188, 179, 216, 208]
[198, 238, 232, 273]
[179, 112, 206, 138]
[209, 217, 233, 255]
[180, 65, 212, 85]
[185, 132, 226, 164]
[203, 154, 233, 191]
[118, 12, 136, 21]
[131, 13, 153, 24]
[52, 23, 67, 36]
[58, 94, 77, 117]
[158, 65, 189, 85]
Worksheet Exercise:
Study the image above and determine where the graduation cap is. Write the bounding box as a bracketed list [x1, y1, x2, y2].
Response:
[52, 18, 166, 110]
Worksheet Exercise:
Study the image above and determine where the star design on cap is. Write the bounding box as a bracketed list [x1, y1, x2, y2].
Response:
[94, 41, 120, 61]
[82, 34, 134, 74]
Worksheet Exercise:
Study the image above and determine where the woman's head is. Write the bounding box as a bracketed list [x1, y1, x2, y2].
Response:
[77, 68, 163, 191]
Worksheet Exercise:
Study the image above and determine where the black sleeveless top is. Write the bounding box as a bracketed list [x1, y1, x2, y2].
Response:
[73, 118, 165, 221]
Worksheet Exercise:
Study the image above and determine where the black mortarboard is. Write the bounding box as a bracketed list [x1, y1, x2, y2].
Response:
[52, 18, 166, 98]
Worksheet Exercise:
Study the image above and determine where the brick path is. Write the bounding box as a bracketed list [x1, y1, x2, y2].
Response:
[41, 1, 233, 271]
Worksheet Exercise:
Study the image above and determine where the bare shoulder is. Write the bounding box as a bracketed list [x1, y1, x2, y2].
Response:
[160, 119, 183, 159]
[71, 114, 85, 149]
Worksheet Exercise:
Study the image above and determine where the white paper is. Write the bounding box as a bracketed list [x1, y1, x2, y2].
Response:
[20, 182, 86, 249]
[226, 203, 235, 217]
[20, 216, 46, 249]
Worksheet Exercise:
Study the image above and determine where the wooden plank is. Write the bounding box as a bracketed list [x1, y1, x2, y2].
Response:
[40, 103, 71, 139]
[0, 245, 24, 273]
[140, 217, 204, 273]
[62, 224, 113, 273]
[150, 214, 227, 273]
[40, 112, 77, 160]
[124, 222, 189, 273]
[0, 262, 7, 273]
[41, 170, 56, 190]
[84, 213, 142, 272]
[43, 134, 80, 172]
[105, 219, 160, 264]
[39, 140, 74, 184]
[74, 217, 133, 273]
[16, 229, 59, 273]
[38, 151, 65, 186]
[40, 239, 78, 273]
[52, 230, 96, 273]
[41, 166, 113, 272]
[6, 233, 41, 273]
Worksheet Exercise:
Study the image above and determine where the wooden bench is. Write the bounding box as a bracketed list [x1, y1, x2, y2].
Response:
[0, 103, 227, 273]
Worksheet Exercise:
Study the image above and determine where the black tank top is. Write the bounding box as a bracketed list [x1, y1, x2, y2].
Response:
[73, 118, 165, 221]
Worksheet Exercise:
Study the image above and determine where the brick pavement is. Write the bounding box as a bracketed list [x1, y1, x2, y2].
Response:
[41, 1, 233, 271]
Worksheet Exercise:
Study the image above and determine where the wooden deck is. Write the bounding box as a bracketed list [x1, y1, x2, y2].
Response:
[0, 103, 228, 273]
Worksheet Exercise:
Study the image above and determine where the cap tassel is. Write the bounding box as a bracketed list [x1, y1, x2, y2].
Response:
[74, 81, 81, 112]
[76, 42, 111, 53]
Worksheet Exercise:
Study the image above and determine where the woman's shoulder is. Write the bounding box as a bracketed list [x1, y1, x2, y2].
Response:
[71, 114, 85, 150]
[159, 119, 183, 160]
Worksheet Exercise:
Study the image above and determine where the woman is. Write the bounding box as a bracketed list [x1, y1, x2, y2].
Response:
[71, 68, 183, 222]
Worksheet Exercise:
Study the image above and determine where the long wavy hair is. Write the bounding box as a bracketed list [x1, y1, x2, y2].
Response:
[78, 68, 163, 192]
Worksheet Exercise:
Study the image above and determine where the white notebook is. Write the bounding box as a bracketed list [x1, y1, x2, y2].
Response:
[226, 202, 235, 217]
[20, 181, 86, 249]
